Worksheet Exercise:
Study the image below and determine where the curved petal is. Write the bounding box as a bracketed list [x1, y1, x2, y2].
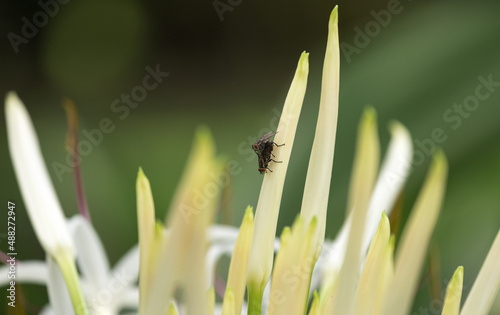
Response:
[110, 244, 140, 290]
[68, 215, 110, 290]
[361, 121, 413, 254]
[5, 92, 74, 256]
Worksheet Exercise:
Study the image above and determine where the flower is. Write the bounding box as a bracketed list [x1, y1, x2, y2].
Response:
[3, 5, 500, 315]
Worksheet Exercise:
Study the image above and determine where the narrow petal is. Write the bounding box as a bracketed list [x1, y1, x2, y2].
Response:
[308, 291, 320, 315]
[442, 266, 464, 315]
[46, 255, 75, 315]
[247, 51, 309, 313]
[0, 261, 47, 286]
[222, 288, 236, 315]
[371, 236, 395, 315]
[355, 213, 390, 315]
[330, 107, 380, 315]
[208, 287, 215, 315]
[6, 92, 87, 314]
[460, 229, 500, 315]
[136, 168, 156, 312]
[361, 121, 413, 253]
[145, 127, 223, 314]
[380, 150, 448, 315]
[224, 207, 254, 314]
[267, 216, 317, 315]
[300, 5, 340, 256]
[67, 215, 110, 291]
[109, 244, 139, 292]
[320, 121, 411, 295]
[5, 92, 74, 257]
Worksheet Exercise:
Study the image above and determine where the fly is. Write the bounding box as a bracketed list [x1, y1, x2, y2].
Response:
[251, 131, 285, 174]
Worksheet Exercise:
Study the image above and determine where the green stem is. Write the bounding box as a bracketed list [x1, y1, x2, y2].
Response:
[54, 250, 89, 315]
[247, 282, 264, 315]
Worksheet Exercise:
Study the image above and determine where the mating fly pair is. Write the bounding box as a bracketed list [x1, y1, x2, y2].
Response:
[252, 131, 284, 174]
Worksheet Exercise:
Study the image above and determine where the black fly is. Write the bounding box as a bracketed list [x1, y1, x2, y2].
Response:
[252, 131, 284, 174]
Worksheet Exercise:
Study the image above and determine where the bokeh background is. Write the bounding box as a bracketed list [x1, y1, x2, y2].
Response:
[1, 0, 499, 314]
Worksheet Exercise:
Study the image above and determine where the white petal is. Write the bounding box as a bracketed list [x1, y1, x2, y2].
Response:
[0, 261, 48, 286]
[208, 225, 240, 244]
[5, 92, 74, 256]
[361, 122, 413, 254]
[110, 244, 139, 291]
[324, 122, 412, 273]
[46, 255, 75, 315]
[68, 215, 110, 291]
[115, 287, 139, 309]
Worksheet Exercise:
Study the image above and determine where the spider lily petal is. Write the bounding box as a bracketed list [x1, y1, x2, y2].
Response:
[145, 127, 224, 314]
[5, 92, 74, 258]
[442, 266, 463, 315]
[354, 213, 390, 315]
[268, 216, 318, 315]
[247, 51, 309, 312]
[328, 107, 380, 315]
[223, 207, 254, 314]
[381, 150, 448, 315]
[136, 168, 156, 313]
[460, 229, 500, 315]
[300, 5, 339, 256]
[5, 92, 88, 314]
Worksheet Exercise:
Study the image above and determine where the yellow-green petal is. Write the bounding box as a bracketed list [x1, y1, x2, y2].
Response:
[300, 4, 340, 257]
[222, 287, 236, 315]
[380, 150, 448, 315]
[355, 213, 390, 315]
[145, 127, 223, 314]
[268, 216, 318, 315]
[330, 107, 380, 315]
[224, 207, 254, 314]
[247, 51, 309, 314]
[442, 266, 464, 315]
[136, 168, 156, 313]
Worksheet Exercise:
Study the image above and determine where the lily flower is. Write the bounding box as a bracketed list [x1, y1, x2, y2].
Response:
[3, 5, 500, 315]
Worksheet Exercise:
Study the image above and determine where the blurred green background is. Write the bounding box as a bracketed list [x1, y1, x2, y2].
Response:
[1, 0, 499, 313]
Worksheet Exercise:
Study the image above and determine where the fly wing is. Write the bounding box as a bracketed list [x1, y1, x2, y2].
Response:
[260, 131, 277, 142]
[254, 131, 276, 151]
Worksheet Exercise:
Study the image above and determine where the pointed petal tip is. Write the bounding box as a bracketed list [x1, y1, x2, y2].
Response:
[298, 51, 310, 73]
[244, 206, 254, 221]
[330, 5, 338, 24]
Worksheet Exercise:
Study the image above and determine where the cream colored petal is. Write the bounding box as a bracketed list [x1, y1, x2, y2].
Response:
[300, 5, 340, 256]
[380, 150, 448, 315]
[222, 288, 236, 315]
[371, 236, 395, 315]
[330, 107, 380, 315]
[145, 128, 223, 314]
[247, 52, 309, 310]
[355, 213, 390, 315]
[361, 122, 413, 253]
[321, 122, 411, 294]
[460, 229, 500, 315]
[267, 217, 318, 315]
[224, 207, 254, 314]
[136, 168, 156, 313]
